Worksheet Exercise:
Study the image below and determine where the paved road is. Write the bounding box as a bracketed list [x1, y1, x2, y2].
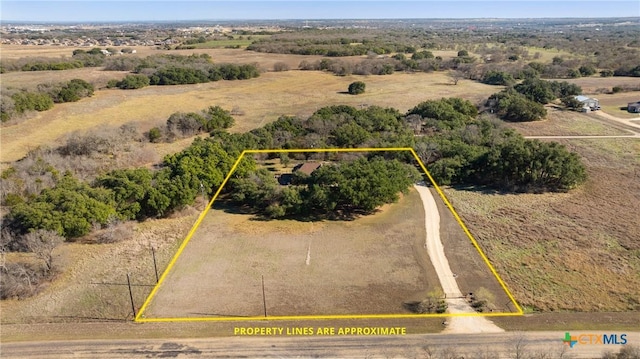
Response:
[3, 332, 639, 358]
[414, 184, 503, 334]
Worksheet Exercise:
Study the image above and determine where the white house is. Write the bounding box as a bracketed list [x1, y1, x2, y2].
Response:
[575, 95, 600, 112]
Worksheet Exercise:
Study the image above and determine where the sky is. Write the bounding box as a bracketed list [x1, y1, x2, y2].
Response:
[1, 1, 639, 22]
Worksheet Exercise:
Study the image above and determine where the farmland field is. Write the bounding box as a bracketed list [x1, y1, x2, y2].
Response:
[1, 69, 500, 163]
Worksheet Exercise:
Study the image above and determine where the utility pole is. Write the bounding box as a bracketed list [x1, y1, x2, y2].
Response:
[151, 247, 159, 283]
[126, 273, 136, 318]
[261, 275, 267, 318]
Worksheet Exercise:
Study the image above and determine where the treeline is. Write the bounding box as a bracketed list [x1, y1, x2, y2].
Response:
[105, 53, 260, 85]
[0, 48, 109, 73]
[247, 29, 417, 56]
[486, 78, 582, 122]
[228, 158, 421, 219]
[1, 79, 94, 123]
[4, 99, 587, 241]
[409, 98, 586, 190]
[247, 28, 639, 79]
[5, 138, 250, 239]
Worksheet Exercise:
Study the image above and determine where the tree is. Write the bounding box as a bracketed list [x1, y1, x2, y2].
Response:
[9, 173, 116, 238]
[348, 81, 366, 95]
[448, 70, 465, 85]
[561, 96, 583, 110]
[488, 90, 547, 122]
[481, 70, 515, 86]
[24, 230, 63, 274]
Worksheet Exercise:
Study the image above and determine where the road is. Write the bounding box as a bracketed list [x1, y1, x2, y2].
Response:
[3, 332, 639, 358]
[414, 184, 503, 334]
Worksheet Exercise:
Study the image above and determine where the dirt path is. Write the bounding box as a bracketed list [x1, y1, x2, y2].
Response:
[414, 184, 503, 334]
[595, 110, 640, 131]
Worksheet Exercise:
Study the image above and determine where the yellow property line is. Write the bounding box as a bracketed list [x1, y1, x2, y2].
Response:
[135, 147, 522, 322]
[409, 149, 524, 315]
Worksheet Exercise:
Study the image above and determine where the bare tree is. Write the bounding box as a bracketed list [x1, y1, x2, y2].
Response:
[448, 70, 465, 85]
[25, 230, 63, 274]
[511, 332, 530, 359]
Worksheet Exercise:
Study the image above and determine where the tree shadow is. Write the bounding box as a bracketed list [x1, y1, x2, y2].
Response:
[336, 91, 352, 95]
[213, 198, 377, 223]
[450, 184, 512, 195]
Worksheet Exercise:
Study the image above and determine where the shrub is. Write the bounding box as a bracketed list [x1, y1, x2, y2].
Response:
[600, 69, 615, 77]
[148, 127, 163, 143]
[273, 62, 290, 72]
[10, 91, 54, 113]
[579, 65, 597, 76]
[116, 74, 150, 89]
[49, 79, 94, 103]
[348, 81, 366, 95]
[481, 70, 515, 86]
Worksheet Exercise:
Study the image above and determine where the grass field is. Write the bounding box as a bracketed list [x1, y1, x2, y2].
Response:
[597, 92, 640, 120]
[444, 138, 640, 312]
[1, 70, 499, 163]
[503, 107, 632, 136]
[143, 188, 443, 318]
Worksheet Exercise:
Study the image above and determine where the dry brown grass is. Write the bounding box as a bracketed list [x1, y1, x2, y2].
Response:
[0, 213, 199, 324]
[1, 68, 131, 90]
[597, 92, 640, 120]
[444, 138, 640, 312]
[503, 107, 631, 136]
[144, 189, 441, 318]
[1, 70, 498, 163]
[562, 76, 640, 94]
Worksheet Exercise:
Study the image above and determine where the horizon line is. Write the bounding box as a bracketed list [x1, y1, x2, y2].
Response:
[3, 16, 639, 23]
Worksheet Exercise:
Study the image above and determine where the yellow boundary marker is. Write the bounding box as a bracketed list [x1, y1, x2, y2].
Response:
[135, 147, 523, 322]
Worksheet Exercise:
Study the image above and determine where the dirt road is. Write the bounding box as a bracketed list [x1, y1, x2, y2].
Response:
[4, 331, 638, 358]
[413, 184, 503, 334]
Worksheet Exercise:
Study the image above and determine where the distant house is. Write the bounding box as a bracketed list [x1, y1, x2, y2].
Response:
[574, 95, 600, 112]
[627, 101, 640, 113]
[293, 162, 322, 176]
[278, 162, 322, 185]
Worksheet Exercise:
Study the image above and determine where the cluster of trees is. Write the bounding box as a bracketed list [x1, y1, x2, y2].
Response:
[6, 138, 250, 238]
[0, 48, 108, 73]
[103, 54, 260, 85]
[147, 63, 259, 85]
[107, 74, 150, 89]
[4, 96, 587, 240]
[147, 105, 236, 142]
[1, 79, 94, 123]
[409, 98, 586, 191]
[486, 78, 582, 122]
[248, 30, 417, 56]
[228, 157, 421, 219]
[299, 55, 446, 76]
[246, 26, 639, 79]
